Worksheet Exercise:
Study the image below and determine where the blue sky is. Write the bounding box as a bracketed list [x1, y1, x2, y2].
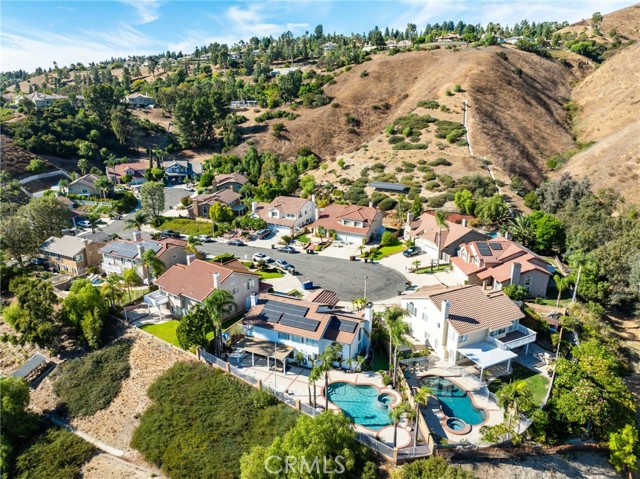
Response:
[0, 0, 634, 72]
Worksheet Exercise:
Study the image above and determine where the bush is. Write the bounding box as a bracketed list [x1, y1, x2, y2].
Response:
[254, 110, 299, 122]
[392, 142, 427, 150]
[377, 197, 398, 211]
[380, 231, 400, 247]
[445, 89, 453, 96]
[53, 340, 132, 418]
[435, 120, 466, 143]
[429, 157, 452, 167]
[394, 114, 437, 131]
[25, 158, 47, 173]
[417, 100, 440, 109]
[426, 194, 450, 208]
[131, 362, 298, 478]
[503, 284, 529, 301]
[360, 70, 369, 78]
[388, 135, 404, 144]
[15, 428, 96, 479]
[454, 84, 463, 92]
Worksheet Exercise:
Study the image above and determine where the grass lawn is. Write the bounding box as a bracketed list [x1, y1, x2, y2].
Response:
[141, 320, 181, 347]
[531, 287, 572, 308]
[488, 363, 550, 406]
[415, 265, 450, 274]
[296, 234, 310, 244]
[366, 244, 405, 260]
[368, 344, 390, 372]
[258, 269, 285, 279]
[159, 217, 212, 236]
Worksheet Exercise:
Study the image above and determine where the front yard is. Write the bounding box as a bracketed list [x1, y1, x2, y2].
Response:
[488, 363, 550, 406]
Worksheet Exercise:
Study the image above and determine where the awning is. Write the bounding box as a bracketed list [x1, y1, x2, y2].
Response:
[144, 290, 169, 307]
[457, 341, 517, 369]
[236, 336, 293, 362]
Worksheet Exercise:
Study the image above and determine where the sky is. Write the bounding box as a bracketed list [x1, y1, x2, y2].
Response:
[0, 0, 635, 72]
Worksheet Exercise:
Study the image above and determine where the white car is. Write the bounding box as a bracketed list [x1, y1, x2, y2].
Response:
[197, 235, 213, 243]
[252, 252, 272, 263]
[76, 220, 91, 228]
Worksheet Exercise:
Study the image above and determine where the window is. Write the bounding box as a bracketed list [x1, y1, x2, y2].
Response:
[232, 287, 240, 294]
[291, 335, 303, 343]
[305, 338, 318, 347]
[422, 312, 427, 321]
[406, 302, 416, 315]
[490, 328, 507, 337]
[75, 254, 84, 262]
[459, 335, 467, 343]
[278, 332, 290, 341]
[524, 274, 532, 289]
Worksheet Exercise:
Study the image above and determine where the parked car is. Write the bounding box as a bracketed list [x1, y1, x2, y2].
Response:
[255, 229, 271, 239]
[275, 259, 295, 273]
[403, 247, 422, 258]
[228, 239, 246, 246]
[278, 245, 297, 254]
[76, 220, 91, 228]
[160, 230, 181, 239]
[252, 252, 272, 263]
[197, 235, 213, 243]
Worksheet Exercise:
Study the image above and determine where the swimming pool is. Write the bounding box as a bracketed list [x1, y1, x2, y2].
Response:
[326, 382, 394, 430]
[419, 376, 486, 425]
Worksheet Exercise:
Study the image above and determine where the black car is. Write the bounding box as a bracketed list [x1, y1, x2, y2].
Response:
[255, 229, 271, 239]
[403, 247, 422, 258]
[160, 230, 181, 239]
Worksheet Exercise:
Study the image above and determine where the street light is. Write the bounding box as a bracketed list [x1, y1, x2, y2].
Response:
[364, 275, 368, 300]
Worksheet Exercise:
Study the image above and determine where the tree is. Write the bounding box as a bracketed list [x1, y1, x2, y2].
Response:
[477, 194, 509, 225]
[505, 215, 535, 248]
[497, 380, 534, 427]
[25, 158, 47, 173]
[412, 386, 431, 447]
[18, 195, 71, 243]
[309, 366, 322, 408]
[384, 306, 411, 388]
[529, 210, 565, 254]
[435, 210, 449, 262]
[609, 424, 638, 474]
[140, 181, 165, 217]
[122, 268, 143, 303]
[142, 249, 165, 284]
[277, 70, 302, 103]
[320, 342, 343, 410]
[411, 195, 423, 217]
[399, 456, 474, 479]
[591, 11, 603, 26]
[185, 236, 202, 259]
[7, 276, 59, 348]
[173, 86, 228, 147]
[502, 284, 528, 301]
[240, 411, 370, 479]
[83, 83, 120, 124]
[222, 114, 242, 148]
[125, 210, 149, 231]
[554, 274, 572, 307]
[1, 377, 38, 476]
[110, 105, 131, 145]
[0, 216, 37, 266]
[100, 273, 125, 308]
[85, 212, 101, 233]
[389, 402, 412, 447]
[77, 158, 90, 175]
[176, 305, 210, 349]
[209, 201, 234, 223]
[61, 278, 107, 332]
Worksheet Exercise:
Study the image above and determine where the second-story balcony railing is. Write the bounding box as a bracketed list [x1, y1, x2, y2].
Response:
[491, 324, 536, 350]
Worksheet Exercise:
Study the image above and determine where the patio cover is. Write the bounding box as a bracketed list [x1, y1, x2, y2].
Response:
[236, 336, 293, 362]
[457, 341, 517, 369]
[11, 353, 47, 379]
[144, 290, 169, 307]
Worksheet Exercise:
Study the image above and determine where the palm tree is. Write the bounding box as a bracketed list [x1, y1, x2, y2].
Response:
[100, 273, 124, 308]
[141, 249, 165, 285]
[58, 178, 69, 195]
[186, 236, 203, 259]
[412, 259, 421, 272]
[201, 289, 236, 357]
[351, 297, 367, 311]
[389, 402, 412, 448]
[77, 158, 89, 175]
[554, 274, 572, 307]
[320, 342, 343, 410]
[122, 268, 143, 303]
[94, 176, 111, 200]
[505, 215, 535, 247]
[435, 210, 449, 263]
[125, 210, 149, 232]
[104, 153, 119, 184]
[497, 380, 534, 428]
[85, 212, 101, 233]
[309, 365, 322, 408]
[382, 306, 411, 388]
[294, 350, 305, 367]
[412, 386, 432, 447]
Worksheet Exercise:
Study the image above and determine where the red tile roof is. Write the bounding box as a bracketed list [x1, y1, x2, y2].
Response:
[406, 213, 485, 248]
[106, 161, 148, 179]
[252, 196, 312, 227]
[310, 204, 382, 236]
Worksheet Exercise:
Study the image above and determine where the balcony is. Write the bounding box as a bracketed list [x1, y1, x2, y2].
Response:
[491, 325, 537, 351]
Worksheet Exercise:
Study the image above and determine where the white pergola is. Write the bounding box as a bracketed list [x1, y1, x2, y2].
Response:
[235, 336, 294, 374]
[457, 341, 518, 380]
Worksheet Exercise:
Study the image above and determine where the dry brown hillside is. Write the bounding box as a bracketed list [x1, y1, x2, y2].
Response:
[557, 3, 640, 41]
[236, 46, 575, 187]
[0, 133, 53, 178]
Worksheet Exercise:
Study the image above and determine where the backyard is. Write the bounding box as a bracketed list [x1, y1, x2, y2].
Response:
[488, 363, 550, 405]
[157, 217, 213, 236]
[141, 320, 180, 347]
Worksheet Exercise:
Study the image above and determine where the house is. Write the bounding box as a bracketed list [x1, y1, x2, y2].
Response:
[400, 284, 536, 378]
[505, 36, 531, 45]
[68, 174, 102, 197]
[163, 160, 203, 184]
[270, 67, 300, 76]
[40, 234, 107, 275]
[310, 203, 384, 243]
[99, 231, 187, 280]
[191, 189, 245, 218]
[451, 239, 553, 297]
[214, 172, 249, 193]
[106, 161, 148, 185]
[125, 93, 155, 107]
[243, 293, 373, 367]
[397, 39, 412, 48]
[368, 181, 409, 194]
[250, 196, 316, 234]
[230, 100, 258, 109]
[403, 212, 487, 260]
[436, 33, 464, 43]
[322, 42, 338, 52]
[385, 39, 398, 48]
[152, 258, 260, 318]
[362, 43, 377, 52]
[14, 92, 66, 108]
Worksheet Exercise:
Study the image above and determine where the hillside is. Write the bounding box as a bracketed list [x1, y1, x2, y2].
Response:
[235, 46, 575, 188]
[557, 3, 640, 41]
[0, 133, 53, 178]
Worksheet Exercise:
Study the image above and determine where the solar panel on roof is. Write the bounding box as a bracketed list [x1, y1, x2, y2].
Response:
[337, 318, 358, 333]
[489, 243, 503, 250]
[477, 243, 492, 256]
[295, 317, 320, 332]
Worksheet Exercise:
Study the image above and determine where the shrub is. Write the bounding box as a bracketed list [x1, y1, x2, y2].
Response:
[402, 127, 413, 137]
[377, 197, 398, 211]
[445, 89, 453, 96]
[392, 142, 427, 150]
[380, 231, 400, 246]
[385, 125, 396, 134]
[360, 70, 369, 78]
[503, 284, 529, 301]
[53, 340, 132, 418]
[388, 135, 404, 144]
[417, 100, 440, 109]
[429, 157, 452, 167]
[438, 174, 456, 188]
[331, 102, 340, 108]
[25, 158, 47, 173]
[254, 110, 299, 122]
[426, 194, 449, 208]
[435, 120, 466, 143]
[272, 123, 286, 137]
[453, 84, 463, 92]
[394, 114, 437, 131]
[345, 114, 361, 127]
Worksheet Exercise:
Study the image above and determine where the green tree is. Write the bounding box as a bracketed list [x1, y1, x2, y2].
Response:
[383, 306, 411, 388]
[277, 70, 303, 103]
[477, 194, 509, 225]
[77, 158, 90, 175]
[497, 380, 534, 427]
[309, 365, 322, 408]
[83, 83, 120, 124]
[609, 424, 638, 474]
[185, 236, 202, 259]
[85, 211, 101, 233]
[320, 342, 343, 410]
[25, 158, 47, 173]
[209, 201, 234, 223]
[413, 386, 432, 447]
[435, 210, 449, 261]
[1, 377, 38, 478]
[222, 114, 242, 148]
[410, 195, 423, 218]
[140, 181, 165, 217]
[0, 216, 37, 267]
[455, 189, 476, 215]
[19, 195, 71, 243]
[554, 274, 572, 307]
[529, 210, 565, 254]
[62, 278, 108, 344]
[142, 249, 165, 284]
[176, 305, 210, 349]
[100, 273, 125, 308]
[591, 11, 603, 26]
[399, 456, 475, 479]
[125, 210, 149, 231]
[505, 215, 535, 248]
[173, 87, 227, 147]
[240, 411, 370, 479]
[7, 276, 59, 347]
[389, 402, 413, 447]
[122, 268, 143, 303]
[110, 105, 131, 145]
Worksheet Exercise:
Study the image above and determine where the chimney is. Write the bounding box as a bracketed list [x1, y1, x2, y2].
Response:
[187, 253, 195, 265]
[441, 300, 451, 349]
[510, 262, 522, 286]
[364, 302, 373, 323]
[369, 201, 373, 208]
[251, 201, 257, 213]
[136, 243, 145, 259]
[250, 291, 258, 308]
[406, 212, 414, 224]
[132, 230, 142, 242]
[311, 194, 316, 205]
[213, 271, 220, 290]
[315, 207, 320, 221]
[461, 218, 468, 227]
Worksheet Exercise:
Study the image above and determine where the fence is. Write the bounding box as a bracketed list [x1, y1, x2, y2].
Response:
[355, 432, 395, 459]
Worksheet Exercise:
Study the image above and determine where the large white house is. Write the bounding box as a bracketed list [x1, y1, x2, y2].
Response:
[151, 258, 260, 318]
[242, 293, 372, 367]
[400, 285, 536, 378]
[309, 204, 384, 244]
[251, 196, 316, 234]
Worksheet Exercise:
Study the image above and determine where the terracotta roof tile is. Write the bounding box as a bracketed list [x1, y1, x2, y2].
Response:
[310, 204, 383, 236]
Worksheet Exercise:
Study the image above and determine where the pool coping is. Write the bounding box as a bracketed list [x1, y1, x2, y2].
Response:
[321, 380, 403, 435]
[418, 374, 492, 435]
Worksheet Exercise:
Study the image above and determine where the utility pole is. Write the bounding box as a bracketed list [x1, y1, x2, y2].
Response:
[364, 275, 368, 300]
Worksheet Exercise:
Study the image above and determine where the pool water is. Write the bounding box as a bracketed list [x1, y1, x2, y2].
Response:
[419, 376, 486, 425]
[326, 382, 392, 430]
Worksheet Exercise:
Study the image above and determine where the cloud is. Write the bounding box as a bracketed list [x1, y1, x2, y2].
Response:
[119, 0, 161, 24]
[211, 3, 310, 41]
